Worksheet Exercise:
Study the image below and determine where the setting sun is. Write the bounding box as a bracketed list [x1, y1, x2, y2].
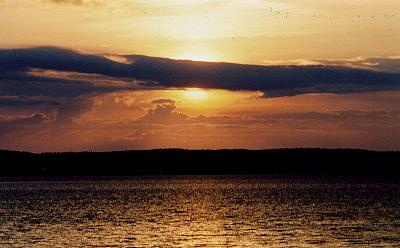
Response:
[183, 88, 209, 100]
[175, 49, 218, 62]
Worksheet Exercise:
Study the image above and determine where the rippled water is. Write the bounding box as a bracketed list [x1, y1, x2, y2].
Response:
[0, 176, 399, 247]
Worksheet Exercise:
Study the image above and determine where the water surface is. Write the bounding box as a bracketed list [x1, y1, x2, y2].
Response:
[0, 176, 399, 247]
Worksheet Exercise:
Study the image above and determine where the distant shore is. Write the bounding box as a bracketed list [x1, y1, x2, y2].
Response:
[1, 148, 399, 177]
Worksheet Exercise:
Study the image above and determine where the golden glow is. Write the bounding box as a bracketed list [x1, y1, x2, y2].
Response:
[183, 88, 209, 101]
[6, 88, 399, 152]
[175, 50, 218, 62]
[0, 1, 398, 63]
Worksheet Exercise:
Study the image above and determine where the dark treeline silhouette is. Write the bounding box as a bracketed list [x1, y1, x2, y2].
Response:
[0, 149, 399, 177]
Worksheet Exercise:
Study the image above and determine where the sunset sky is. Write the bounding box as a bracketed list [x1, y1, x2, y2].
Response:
[0, 0, 399, 152]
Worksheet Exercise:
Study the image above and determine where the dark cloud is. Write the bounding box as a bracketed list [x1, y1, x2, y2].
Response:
[0, 96, 58, 107]
[1, 47, 399, 98]
[136, 100, 188, 125]
[317, 57, 400, 74]
[56, 96, 94, 123]
[0, 75, 105, 98]
[0, 113, 47, 135]
[2, 113, 46, 126]
[10, 113, 47, 125]
[0, 47, 138, 125]
[0, 47, 121, 76]
[368, 57, 400, 73]
[192, 110, 400, 130]
[151, 99, 176, 105]
[0, 71, 123, 129]
[124, 54, 400, 97]
[0, 70, 133, 98]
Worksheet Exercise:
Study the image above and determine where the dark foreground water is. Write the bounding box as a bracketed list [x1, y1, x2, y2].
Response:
[0, 176, 399, 247]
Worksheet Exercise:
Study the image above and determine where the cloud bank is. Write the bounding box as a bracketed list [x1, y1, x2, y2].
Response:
[1, 47, 399, 98]
[1, 47, 399, 152]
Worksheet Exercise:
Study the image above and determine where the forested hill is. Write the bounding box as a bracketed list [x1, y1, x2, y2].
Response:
[0, 149, 399, 177]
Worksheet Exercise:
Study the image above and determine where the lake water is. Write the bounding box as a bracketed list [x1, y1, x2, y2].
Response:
[0, 176, 399, 247]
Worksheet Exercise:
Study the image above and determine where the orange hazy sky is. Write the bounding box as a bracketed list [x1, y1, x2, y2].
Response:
[0, 0, 399, 151]
[1, 0, 399, 62]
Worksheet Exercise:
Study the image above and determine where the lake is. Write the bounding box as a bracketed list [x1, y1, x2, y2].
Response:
[0, 176, 399, 247]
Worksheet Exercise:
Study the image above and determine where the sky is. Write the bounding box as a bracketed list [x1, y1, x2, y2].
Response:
[0, 0, 399, 152]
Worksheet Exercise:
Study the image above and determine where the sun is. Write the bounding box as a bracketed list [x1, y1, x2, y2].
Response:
[183, 88, 209, 101]
[176, 51, 217, 62]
